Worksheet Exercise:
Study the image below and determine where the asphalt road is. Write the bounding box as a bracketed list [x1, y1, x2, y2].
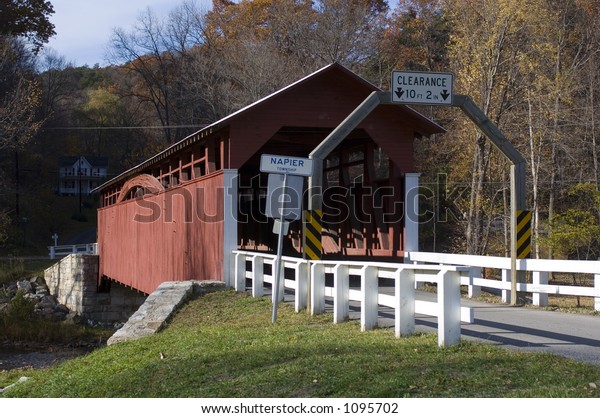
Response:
[313, 289, 600, 366]
[442, 297, 600, 365]
[374, 292, 600, 366]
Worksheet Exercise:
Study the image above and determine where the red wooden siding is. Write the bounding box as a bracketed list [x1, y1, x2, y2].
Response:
[98, 172, 224, 295]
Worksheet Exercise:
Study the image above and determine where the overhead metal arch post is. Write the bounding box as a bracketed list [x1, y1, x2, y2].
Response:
[308, 91, 386, 211]
[306, 90, 526, 308]
[452, 95, 527, 305]
[305, 91, 384, 312]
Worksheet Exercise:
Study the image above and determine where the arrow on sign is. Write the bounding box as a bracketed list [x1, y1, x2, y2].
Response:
[440, 90, 450, 101]
[395, 87, 404, 100]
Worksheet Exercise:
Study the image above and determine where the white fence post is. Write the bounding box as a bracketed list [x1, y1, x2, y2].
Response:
[235, 252, 246, 292]
[395, 268, 415, 338]
[595, 273, 600, 311]
[295, 261, 308, 312]
[532, 271, 548, 307]
[468, 267, 481, 298]
[311, 262, 325, 315]
[404, 173, 420, 253]
[437, 269, 461, 346]
[251, 255, 264, 297]
[333, 264, 349, 323]
[361, 265, 379, 331]
[223, 169, 239, 288]
[49, 246, 55, 260]
[501, 268, 511, 304]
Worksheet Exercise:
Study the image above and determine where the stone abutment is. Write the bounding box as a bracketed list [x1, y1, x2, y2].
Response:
[44, 254, 147, 325]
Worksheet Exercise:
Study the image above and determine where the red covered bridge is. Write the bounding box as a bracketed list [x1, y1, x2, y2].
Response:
[95, 64, 444, 295]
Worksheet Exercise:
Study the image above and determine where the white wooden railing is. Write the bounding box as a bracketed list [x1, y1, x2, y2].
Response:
[48, 243, 98, 260]
[232, 250, 475, 346]
[407, 251, 600, 311]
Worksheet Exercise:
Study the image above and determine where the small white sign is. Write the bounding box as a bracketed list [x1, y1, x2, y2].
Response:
[391, 71, 453, 105]
[265, 173, 304, 221]
[260, 154, 313, 177]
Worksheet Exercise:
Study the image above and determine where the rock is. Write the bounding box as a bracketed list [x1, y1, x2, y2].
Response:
[6, 284, 17, 297]
[41, 295, 58, 305]
[23, 293, 41, 302]
[41, 307, 54, 316]
[55, 304, 69, 314]
[35, 285, 50, 296]
[29, 276, 45, 287]
[16, 280, 32, 293]
[64, 311, 82, 324]
[37, 299, 55, 310]
[2, 275, 89, 326]
[0, 376, 29, 394]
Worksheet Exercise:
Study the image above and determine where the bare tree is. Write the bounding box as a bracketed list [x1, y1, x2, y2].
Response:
[37, 48, 70, 118]
[108, 8, 180, 143]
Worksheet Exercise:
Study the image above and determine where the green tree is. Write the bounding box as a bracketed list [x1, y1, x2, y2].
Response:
[542, 183, 600, 260]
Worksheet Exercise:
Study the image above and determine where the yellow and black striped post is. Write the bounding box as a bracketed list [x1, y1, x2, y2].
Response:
[516, 210, 532, 259]
[304, 210, 322, 260]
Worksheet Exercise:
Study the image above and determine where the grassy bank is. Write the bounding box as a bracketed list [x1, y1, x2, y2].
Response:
[2, 290, 599, 398]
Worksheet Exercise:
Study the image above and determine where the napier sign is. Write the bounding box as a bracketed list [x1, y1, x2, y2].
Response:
[392, 71, 453, 105]
[260, 154, 313, 176]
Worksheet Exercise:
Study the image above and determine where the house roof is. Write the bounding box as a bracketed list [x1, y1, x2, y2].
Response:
[60, 156, 108, 168]
[94, 63, 445, 193]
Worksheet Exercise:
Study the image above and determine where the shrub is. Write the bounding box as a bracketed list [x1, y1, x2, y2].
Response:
[5, 290, 35, 321]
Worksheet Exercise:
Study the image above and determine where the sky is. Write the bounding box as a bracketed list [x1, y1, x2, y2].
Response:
[45, 0, 400, 68]
[45, 0, 213, 67]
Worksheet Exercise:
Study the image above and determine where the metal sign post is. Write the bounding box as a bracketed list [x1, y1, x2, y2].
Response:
[271, 172, 287, 323]
[260, 154, 313, 323]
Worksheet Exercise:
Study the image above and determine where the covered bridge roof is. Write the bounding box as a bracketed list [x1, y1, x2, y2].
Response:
[94, 63, 444, 193]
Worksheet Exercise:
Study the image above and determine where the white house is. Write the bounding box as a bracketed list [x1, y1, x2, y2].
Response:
[58, 156, 108, 196]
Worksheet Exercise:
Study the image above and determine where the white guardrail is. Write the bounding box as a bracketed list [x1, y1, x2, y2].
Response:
[406, 251, 600, 311]
[48, 243, 98, 260]
[232, 251, 476, 347]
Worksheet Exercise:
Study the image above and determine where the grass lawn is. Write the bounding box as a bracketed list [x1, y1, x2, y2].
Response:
[2, 290, 600, 398]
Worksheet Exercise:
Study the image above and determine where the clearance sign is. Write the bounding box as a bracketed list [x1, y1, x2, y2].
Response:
[391, 71, 453, 105]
